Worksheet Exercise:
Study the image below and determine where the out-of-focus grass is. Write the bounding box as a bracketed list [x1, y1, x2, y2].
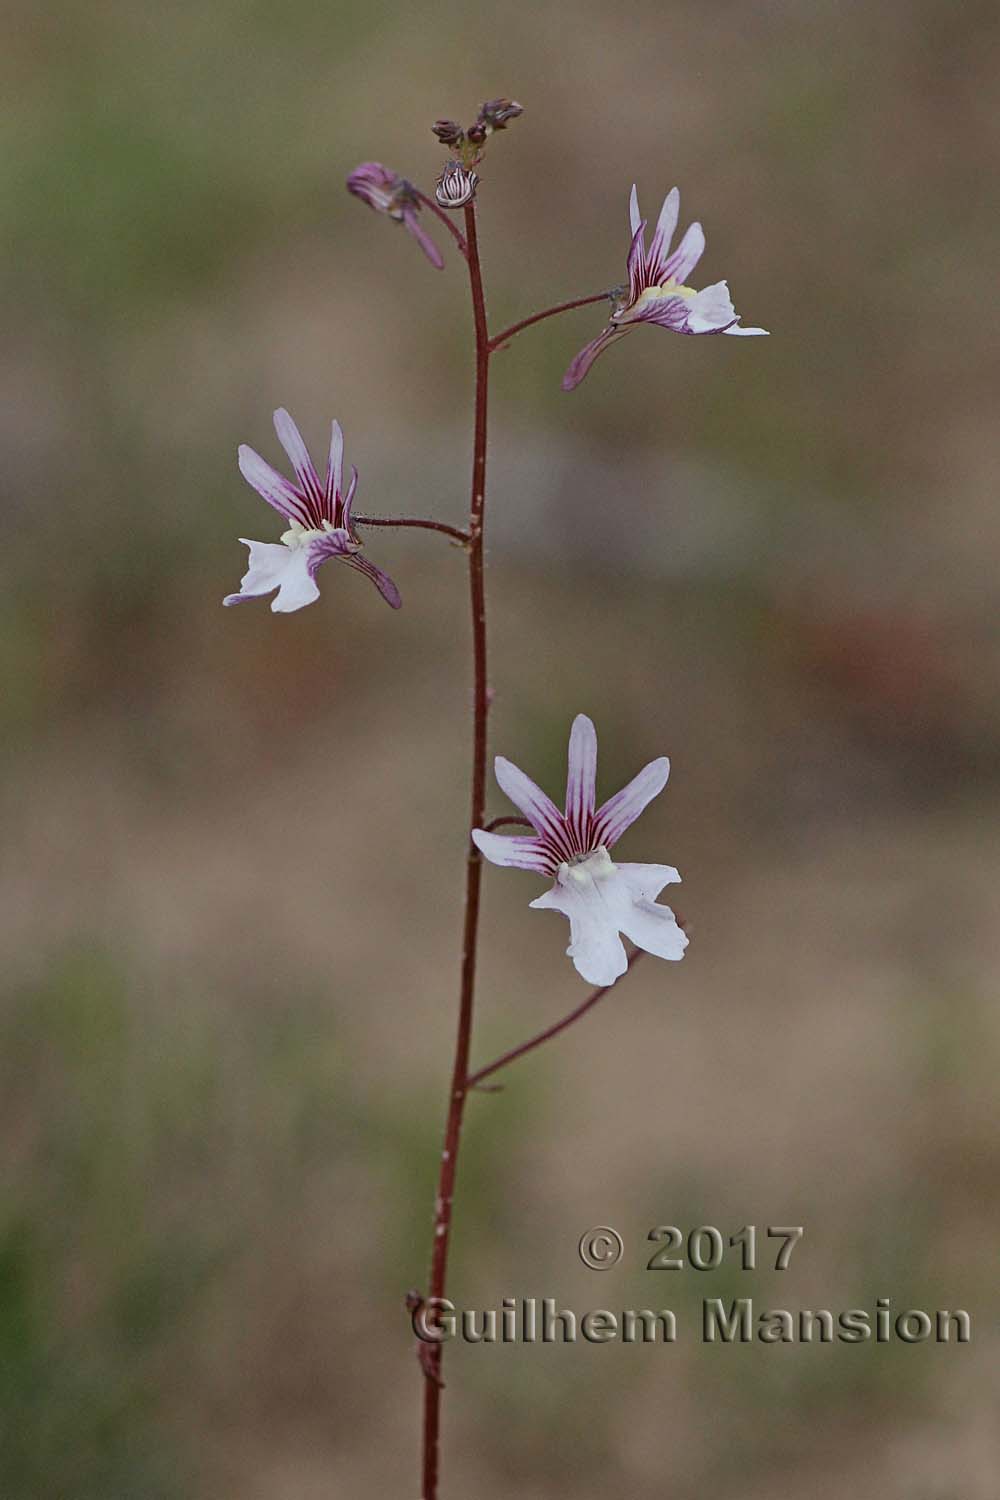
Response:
[1, 948, 209, 1496]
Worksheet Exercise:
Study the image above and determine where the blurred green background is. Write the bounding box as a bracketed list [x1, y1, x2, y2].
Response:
[2, 0, 998, 1495]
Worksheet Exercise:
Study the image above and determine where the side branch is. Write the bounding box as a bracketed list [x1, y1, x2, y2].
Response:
[489, 291, 613, 351]
[354, 514, 469, 544]
[467, 949, 647, 1089]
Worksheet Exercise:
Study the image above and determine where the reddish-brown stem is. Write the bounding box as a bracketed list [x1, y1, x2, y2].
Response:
[353, 514, 469, 544]
[489, 290, 612, 350]
[481, 815, 531, 833]
[420, 200, 490, 1500]
[414, 190, 469, 257]
[467, 950, 646, 1090]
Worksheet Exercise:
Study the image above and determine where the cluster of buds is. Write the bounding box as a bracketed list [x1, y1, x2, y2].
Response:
[430, 97, 523, 203]
[429, 98, 523, 211]
[431, 97, 523, 155]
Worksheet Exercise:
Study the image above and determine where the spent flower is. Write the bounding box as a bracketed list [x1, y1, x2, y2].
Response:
[563, 183, 768, 390]
[473, 715, 687, 985]
[224, 409, 401, 614]
[346, 161, 444, 269]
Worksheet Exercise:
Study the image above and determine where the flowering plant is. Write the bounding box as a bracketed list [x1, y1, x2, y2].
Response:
[226, 97, 765, 1498]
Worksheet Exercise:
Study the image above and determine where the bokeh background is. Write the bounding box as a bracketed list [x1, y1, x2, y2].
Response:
[3, 0, 999, 1495]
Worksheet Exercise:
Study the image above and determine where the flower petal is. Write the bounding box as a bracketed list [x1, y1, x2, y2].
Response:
[724, 322, 769, 337]
[340, 466, 359, 529]
[494, 756, 573, 856]
[342, 552, 402, 609]
[326, 420, 344, 508]
[530, 853, 686, 983]
[346, 161, 396, 211]
[646, 187, 680, 282]
[561, 326, 634, 391]
[661, 220, 705, 283]
[237, 445, 311, 527]
[565, 713, 598, 842]
[529, 877, 630, 987]
[685, 280, 739, 334]
[472, 829, 555, 873]
[306, 528, 354, 571]
[616, 862, 681, 901]
[402, 208, 445, 270]
[306, 530, 402, 609]
[593, 757, 670, 848]
[628, 182, 641, 239]
[631, 293, 694, 332]
[626, 220, 647, 301]
[273, 408, 324, 515]
[223, 539, 320, 613]
[619, 896, 688, 962]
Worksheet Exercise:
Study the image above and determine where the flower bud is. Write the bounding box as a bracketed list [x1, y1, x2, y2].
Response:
[432, 119, 464, 147]
[465, 121, 487, 146]
[479, 97, 523, 130]
[435, 161, 479, 209]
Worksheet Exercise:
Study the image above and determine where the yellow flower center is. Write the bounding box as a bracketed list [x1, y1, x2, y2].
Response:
[279, 519, 339, 550]
[633, 280, 695, 312]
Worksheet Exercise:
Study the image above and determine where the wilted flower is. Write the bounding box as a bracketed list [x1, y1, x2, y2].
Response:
[563, 184, 768, 390]
[224, 409, 401, 614]
[473, 715, 687, 985]
[346, 162, 444, 269]
[435, 161, 478, 209]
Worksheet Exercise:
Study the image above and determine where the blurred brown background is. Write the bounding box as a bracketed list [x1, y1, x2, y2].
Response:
[2, 0, 999, 1495]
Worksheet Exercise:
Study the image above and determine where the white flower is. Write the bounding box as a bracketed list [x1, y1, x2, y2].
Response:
[224, 408, 401, 614]
[473, 715, 687, 985]
[563, 183, 768, 390]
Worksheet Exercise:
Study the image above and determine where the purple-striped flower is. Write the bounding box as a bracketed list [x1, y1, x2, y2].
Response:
[223, 408, 401, 614]
[473, 715, 687, 986]
[346, 162, 444, 270]
[563, 184, 768, 390]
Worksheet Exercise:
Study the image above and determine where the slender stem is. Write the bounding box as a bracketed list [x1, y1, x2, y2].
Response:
[414, 190, 469, 257]
[421, 200, 490, 1500]
[489, 290, 612, 350]
[467, 950, 646, 1089]
[354, 514, 469, 544]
